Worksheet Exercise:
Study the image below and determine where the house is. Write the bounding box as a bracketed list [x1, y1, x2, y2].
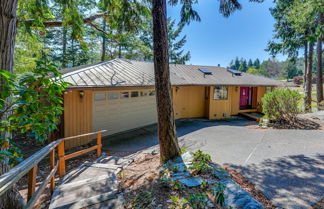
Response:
[60, 59, 281, 148]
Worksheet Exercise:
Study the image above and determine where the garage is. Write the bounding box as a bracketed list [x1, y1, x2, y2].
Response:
[92, 89, 157, 137]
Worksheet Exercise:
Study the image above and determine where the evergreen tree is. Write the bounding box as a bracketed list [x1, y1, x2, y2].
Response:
[254, 58, 260, 69]
[248, 59, 253, 68]
[239, 59, 248, 72]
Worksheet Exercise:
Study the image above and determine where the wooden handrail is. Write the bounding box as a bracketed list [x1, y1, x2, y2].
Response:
[0, 130, 106, 209]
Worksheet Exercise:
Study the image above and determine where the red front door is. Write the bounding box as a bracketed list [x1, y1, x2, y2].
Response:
[240, 87, 251, 109]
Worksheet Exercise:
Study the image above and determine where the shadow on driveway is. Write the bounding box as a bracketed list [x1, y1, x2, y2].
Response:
[228, 154, 324, 209]
[102, 117, 256, 154]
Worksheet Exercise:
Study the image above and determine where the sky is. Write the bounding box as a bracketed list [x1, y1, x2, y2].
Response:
[167, 0, 285, 67]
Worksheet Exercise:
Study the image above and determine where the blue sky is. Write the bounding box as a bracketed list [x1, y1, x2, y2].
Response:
[167, 0, 285, 67]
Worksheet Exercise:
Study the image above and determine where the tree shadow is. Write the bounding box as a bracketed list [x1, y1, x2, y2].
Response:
[227, 154, 324, 208]
[102, 118, 257, 155]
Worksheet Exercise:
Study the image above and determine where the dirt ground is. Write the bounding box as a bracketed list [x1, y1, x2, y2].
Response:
[119, 153, 276, 209]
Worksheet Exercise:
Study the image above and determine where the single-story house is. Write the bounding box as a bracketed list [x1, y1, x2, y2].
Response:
[60, 58, 281, 148]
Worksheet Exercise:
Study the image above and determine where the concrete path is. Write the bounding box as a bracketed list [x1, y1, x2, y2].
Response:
[103, 118, 324, 209]
[49, 155, 134, 209]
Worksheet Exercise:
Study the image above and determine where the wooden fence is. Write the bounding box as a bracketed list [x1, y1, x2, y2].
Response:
[0, 130, 106, 209]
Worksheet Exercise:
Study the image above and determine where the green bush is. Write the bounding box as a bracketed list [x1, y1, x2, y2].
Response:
[262, 88, 301, 121]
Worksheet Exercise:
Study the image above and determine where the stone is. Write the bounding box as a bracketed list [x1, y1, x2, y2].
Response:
[171, 172, 190, 177]
[181, 152, 194, 162]
[170, 163, 187, 172]
[245, 202, 263, 209]
[179, 177, 203, 187]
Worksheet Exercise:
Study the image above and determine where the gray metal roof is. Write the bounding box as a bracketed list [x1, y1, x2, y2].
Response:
[60, 59, 282, 88]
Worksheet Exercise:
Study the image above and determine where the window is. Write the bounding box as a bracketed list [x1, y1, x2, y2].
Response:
[94, 93, 106, 101]
[131, 91, 139, 97]
[107, 92, 119, 100]
[149, 90, 155, 96]
[120, 92, 129, 99]
[213, 86, 228, 100]
[266, 87, 272, 93]
[140, 91, 149, 96]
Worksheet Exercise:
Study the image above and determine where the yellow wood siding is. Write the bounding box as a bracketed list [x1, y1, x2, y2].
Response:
[208, 86, 232, 119]
[64, 90, 93, 149]
[173, 86, 206, 119]
[256, 87, 266, 112]
[230, 86, 240, 115]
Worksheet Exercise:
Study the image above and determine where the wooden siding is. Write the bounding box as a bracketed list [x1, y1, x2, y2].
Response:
[64, 90, 93, 149]
[173, 86, 206, 119]
[256, 87, 266, 112]
[63, 85, 270, 148]
[208, 86, 232, 119]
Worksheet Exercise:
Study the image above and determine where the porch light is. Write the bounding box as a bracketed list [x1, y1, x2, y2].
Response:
[79, 90, 85, 98]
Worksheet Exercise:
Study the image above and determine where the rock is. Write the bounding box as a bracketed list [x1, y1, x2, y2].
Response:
[212, 179, 263, 209]
[155, 204, 163, 209]
[170, 163, 187, 172]
[181, 152, 194, 162]
[167, 199, 172, 203]
[245, 202, 263, 209]
[171, 172, 190, 177]
[179, 177, 204, 187]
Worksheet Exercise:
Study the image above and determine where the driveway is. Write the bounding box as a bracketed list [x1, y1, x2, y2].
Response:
[103, 118, 324, 209]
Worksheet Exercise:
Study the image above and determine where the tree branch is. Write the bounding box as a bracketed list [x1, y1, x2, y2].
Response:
[24, 12, 108, 27]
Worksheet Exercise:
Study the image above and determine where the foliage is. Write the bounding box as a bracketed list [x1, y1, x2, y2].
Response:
[246, 67, 263, 75]
[229, 57, 261, 72]
[189, 150, 212, 174]
[129, 190, 153, 209]
[170, 195, 189, 209]
[187, 192, 208, 209]
[0, 61, 68, 164]
[262, 88, 302, 121]
[212, 182, 225, 206]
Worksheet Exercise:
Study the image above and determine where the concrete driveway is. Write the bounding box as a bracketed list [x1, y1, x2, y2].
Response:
[103, 118, 324, 209]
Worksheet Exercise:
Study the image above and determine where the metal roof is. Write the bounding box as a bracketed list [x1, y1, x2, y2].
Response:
[60, 58, 283, 88]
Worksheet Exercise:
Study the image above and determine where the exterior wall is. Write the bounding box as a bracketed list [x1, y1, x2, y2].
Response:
[172, 86, 206, 119]
[256, 86, 266, 112]
[64, 90, 93, 149]
[63, 85, 270, 148]
[207, 86, 233, 119]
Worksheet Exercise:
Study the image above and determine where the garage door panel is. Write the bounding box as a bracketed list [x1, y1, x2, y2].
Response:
[93, 91, 157, 135]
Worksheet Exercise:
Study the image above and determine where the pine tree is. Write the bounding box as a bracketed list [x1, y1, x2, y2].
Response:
[254, 58, 260, 69]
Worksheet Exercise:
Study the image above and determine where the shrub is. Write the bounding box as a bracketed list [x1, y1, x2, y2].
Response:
[262, 88, 301, 121]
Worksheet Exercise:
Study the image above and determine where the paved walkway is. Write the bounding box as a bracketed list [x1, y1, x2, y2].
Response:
[103, 117, 324, 209]
[49, 155, 134, 209]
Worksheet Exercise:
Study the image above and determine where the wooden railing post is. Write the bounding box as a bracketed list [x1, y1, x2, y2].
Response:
[96, 132, 102, 157]
[58, 141, 65, 177]
[50, 149, 55, 193]
[27, 166, 37, 201]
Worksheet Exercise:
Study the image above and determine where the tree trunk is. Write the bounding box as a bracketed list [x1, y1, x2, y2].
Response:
[0, 1, 25, 208]
[152, 0, 181, 162]
[101, 18, 106, 62]
[62, 27, 67, 68]
[304, 41, 314, 112]
[316, 13, 323, 110]
[304, 40, 308, 87]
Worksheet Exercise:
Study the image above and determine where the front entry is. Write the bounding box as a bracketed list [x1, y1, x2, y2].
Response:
[240, 87, 253, 109]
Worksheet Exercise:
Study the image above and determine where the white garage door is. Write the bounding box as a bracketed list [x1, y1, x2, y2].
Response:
[93, 89, 157, 136]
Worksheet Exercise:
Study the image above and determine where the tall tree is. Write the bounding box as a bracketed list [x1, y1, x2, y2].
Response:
[316, 12, 323, 109]
[254, 58, 260, 69]
[152, 0, 181, 161]
[0, 1, 25, 208]
[168, 19, 191, 64]
[153, 0, 264, 161]
[248, 59, 253, 68]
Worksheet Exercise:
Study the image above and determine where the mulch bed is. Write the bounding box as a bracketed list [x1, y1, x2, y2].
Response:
[270, 117, 322, 130]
